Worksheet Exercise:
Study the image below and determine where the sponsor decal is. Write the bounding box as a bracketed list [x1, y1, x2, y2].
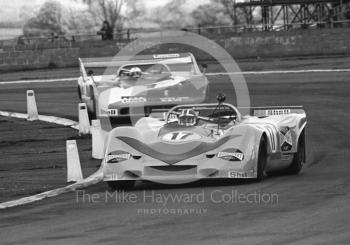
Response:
[161, 131, 201, 143]
[228, 171, 249, 178]
[104, 174, 118, 181]
[280, 127, 293, 151]
[153, 54, 180, 59]
[101, 109, 119, 117]
[106, 151, 131, 163]
[107, 109, 118, 116]
[160, 97, 189, 103]
[121, 96, 147, 104]
[265, 109, 291, 116]
[217, 149, 244, 161]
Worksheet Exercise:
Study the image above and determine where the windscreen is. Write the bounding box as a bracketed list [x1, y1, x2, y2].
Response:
[84, 66, 120, 76]
[166, 63, 194, 72]
[120, 62, 194, 75]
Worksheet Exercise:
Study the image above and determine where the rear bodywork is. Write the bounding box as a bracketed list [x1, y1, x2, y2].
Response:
[77, 53, 209, 119]
[101, 105, 307, 182]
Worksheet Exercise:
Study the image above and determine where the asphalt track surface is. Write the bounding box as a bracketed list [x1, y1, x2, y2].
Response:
[0, 70, 350, 244]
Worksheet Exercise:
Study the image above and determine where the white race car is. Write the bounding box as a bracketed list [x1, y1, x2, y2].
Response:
[77, 53, 209, 121]
[101, 94, 307, 190]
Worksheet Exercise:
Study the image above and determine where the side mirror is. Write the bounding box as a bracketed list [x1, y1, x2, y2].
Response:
[87, 70, 94, 76]
[201, 64, 208, 74]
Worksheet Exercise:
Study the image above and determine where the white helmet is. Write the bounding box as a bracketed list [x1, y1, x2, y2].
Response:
[129, 67, 142, 78]
[179, 109, 198, 126]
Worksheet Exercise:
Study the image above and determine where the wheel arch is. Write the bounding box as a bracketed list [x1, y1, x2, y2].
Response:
[255, 132, 268, 181]
[296, 119, 307, 162]
[296, 121, 307, 144]
[260, 130, 274, 156]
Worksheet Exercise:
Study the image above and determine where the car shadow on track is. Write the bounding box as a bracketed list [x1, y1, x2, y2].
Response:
[84, 178, 280, 194]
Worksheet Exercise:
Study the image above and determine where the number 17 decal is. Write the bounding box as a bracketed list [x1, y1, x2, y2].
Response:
[171, 132, 192, 140]
[162, 131, 202, 142]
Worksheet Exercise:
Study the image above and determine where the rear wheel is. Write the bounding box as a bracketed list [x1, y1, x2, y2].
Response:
[77, 86, 82, 101]
[205, 84, 210, 102]
[256, 136, 267, 182]
[88, 108, 96, 121]
[107, 181, 135, 191]
[87, 85, 97, 121]
[285, 130, 305, 175]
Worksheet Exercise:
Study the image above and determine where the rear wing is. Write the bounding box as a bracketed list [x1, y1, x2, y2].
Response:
[79, 53, 195, 68]
[245, 106, 306, 117]
[151, 105, 306, 118]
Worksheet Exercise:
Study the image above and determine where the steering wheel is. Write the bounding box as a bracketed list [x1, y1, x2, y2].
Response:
[165, 103, 242, 124]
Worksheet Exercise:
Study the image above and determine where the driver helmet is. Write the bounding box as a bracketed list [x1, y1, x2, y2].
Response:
[179, 109, 198, 126]
[129, 67, 142, 78]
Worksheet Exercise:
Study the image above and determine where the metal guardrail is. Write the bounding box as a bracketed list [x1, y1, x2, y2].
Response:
[235, 0, 341, 6]
[190, 20, 350, 33]
[0, 30, 132, 49]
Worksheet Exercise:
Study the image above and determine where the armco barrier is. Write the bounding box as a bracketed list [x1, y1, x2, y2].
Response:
[1, 28, 350, 72]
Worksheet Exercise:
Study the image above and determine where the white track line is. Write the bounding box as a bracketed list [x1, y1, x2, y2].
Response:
[0, 110, 103, 209]
[0, 111, 79, 130]
[0, 77, 75, 85]
[1, 69, 350, 85]
[206, 69, 350, 76]
[0, 170, 103, 209]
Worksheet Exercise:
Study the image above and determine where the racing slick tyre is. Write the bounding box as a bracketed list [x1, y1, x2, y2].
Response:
[107, 181, 135, 191]
[256, 136, 267, 182]
[88, 109, 96, 121]
[87, 85, 97, 121]
[285, 130, 305, 175]
[77, 86, 82, 101]
[205, 84, 210, 102]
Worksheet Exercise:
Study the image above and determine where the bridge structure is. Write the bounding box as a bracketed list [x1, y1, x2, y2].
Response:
[232, 0, 350, 30]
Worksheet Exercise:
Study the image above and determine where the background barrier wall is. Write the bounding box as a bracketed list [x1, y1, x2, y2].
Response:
[1, 28, 350, 72]
[219, 28, 350, 58]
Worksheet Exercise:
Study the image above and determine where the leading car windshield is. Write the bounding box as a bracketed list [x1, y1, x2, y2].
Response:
[119, 62, 194, 76]
[120, 64, 168, 76]
[166, 63, 194, 72]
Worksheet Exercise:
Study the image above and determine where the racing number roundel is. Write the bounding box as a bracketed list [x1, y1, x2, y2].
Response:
[161, 131, 201, 143]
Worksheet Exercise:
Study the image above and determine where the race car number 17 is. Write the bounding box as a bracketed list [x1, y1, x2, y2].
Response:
[161, 131, 201, 143]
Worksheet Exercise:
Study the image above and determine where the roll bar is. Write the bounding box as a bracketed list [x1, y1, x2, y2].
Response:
[165, 103, 242, 124]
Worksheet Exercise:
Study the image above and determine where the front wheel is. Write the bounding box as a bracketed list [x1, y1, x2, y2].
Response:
[204, 84, 210, 103]
[285, 130, 305, 175]
[107, 181, 135, 191]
